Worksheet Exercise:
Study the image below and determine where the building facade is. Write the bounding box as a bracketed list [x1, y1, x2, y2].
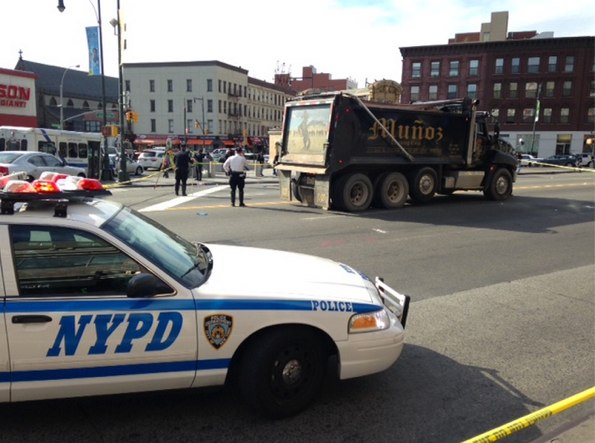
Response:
[274, 65, 357, 94]
[14, 58, 119, 133]
[399, 12, 595, 158]
[122, 61, 293, 149]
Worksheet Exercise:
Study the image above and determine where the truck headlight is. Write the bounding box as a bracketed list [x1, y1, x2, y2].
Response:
[349, 309, 390, 333]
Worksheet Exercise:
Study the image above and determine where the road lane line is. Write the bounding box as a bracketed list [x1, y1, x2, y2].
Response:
[139, 185, 228, 212]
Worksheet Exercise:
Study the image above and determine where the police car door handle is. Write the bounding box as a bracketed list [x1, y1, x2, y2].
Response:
[11, 315, 53, 324]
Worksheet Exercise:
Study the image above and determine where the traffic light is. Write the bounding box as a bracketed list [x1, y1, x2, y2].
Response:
[111, 126, 119, 137]
[125, 111, 133, 122]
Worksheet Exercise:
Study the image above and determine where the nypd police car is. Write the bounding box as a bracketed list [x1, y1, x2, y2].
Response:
[0, 172, 409, 418]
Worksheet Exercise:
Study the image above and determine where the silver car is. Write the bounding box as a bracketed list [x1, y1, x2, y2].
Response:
[0, 151, 87, 181]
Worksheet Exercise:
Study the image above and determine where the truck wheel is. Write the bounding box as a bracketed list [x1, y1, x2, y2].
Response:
[338, 173, 373, 212]
[484, 168, 513, 201]
[376, 172, 409, 209]
[238, 328, 327, 418]
[409, 167, 437, 203]
[291, 179, 303, 202]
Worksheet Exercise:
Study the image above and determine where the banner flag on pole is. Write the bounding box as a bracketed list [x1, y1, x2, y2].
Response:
[534, 99, 540, 123]
[86, 26, 101, 76]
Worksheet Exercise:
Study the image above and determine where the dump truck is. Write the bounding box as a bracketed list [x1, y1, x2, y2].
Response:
[275, 92, 517, 212]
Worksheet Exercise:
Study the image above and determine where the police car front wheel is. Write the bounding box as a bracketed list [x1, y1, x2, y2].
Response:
[238, 328, 328, 418]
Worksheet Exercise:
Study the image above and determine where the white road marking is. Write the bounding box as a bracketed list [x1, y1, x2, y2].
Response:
[140, 185, 228, 212]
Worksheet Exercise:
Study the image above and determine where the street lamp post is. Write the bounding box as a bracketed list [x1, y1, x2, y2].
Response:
[58, 0, 111, 181]
[112, 0, 128, 182]
[193, 97, 205, 135]
[59, 64, 80, 130]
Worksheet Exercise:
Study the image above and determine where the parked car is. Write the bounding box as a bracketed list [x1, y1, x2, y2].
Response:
[541, 154, 578, 167]
[0, 151, 87, 181]
[138, 149, 166, 170]
[575, 153, 593, 168]
[113, 155, 144, 176]
[520, 154, 544, 167]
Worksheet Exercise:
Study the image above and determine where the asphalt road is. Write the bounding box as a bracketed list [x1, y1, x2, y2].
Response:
[1, 171, 593, 443]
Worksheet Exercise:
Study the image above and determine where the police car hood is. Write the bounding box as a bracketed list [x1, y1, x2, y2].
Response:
[199, 244, 376, 302]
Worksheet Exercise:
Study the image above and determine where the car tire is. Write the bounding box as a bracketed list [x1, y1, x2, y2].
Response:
[483, 168, 513, 201]
[238, 328, 327, 418]
[336, 173, 373, 212]
[375, 172, 409, 209]
[408, 167, 437, 203]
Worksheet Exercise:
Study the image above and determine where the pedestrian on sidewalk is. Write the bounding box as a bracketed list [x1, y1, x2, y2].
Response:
[193, 148, 206, 181]
[173, 145, 192, 196]
[223, 147, 248, 207]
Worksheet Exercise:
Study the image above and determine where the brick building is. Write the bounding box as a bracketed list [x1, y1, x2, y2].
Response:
[274, 65, 357, 94]
[399, 11, 595, 158]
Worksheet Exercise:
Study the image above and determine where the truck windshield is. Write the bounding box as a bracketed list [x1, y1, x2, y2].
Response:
[286, 105, 331, 155]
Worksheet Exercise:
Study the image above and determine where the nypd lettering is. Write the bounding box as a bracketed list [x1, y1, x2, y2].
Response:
[311, 300, 353, 312]
[46, 312, 183, 357]
[204, 314, 233, 350]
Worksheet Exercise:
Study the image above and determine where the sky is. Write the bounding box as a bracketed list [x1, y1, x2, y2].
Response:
[2, 0, 594, 88]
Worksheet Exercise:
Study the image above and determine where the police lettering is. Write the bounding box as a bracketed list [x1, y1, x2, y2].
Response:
[46, 312, 183, 357]
[311, 300, 353, 312]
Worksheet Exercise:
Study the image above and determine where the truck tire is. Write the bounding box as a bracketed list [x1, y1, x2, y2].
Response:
[238, 328, 327, 418]
[409, 167, 437, 203]
[376, 172, 409, 209]
[338, 173, 373, 212]
[484, 168, 513, 201]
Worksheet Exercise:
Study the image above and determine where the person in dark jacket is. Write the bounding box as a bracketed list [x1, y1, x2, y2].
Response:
[173, 145, 192, 196]
[193, 148, 206, 181]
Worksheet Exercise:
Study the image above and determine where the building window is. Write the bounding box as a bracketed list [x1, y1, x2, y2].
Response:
[168, 119, 174, 133]
[506, 109, 516, 124]
[493, 82, 502, 99]
[125, 80, 130, 92]
[469, 59, 479, 76]
[186, 99, 192, 113]
[542, 108, 552, 123]
[149, 79, 155, 93]
[150, 99, 155, 112]
[412, 62, 421, 79]
[186, 79, 192, 92]
[410, 86, 420, 101]
[168, 99, 173, 112]
[511, 58, 520, 74]
[548, 56, 557, 73]
[564, 56, 574, 73]
[447, 84, 458, 99]
[167, 79, 173, 92]
[449, 60, 459, 77]
[430, 61, 440, 78]
[556, 134, 572, 154]
[591, 80, 595, 96]
[560, 108, 569, 123]
[523, 108, 535, 122]
[588, 108, 595, 123]
[544, 81, 555, 97]
[527, 57, 540, 74]
[562, 80, 572, 96]
[509, 82, 518, 99]
[150, 119, 156, 132]
[207, 79, 213, 92]
[525, 82, 538, 99]
[491, 109, 500, 120]
[467, 84, 477, 99]
[495, 58, 504, 74]
[428, 85, 438, 100]
[207, 99, 213, 113]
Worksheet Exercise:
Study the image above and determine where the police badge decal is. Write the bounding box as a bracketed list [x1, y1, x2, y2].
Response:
[204, 314, 233, 349]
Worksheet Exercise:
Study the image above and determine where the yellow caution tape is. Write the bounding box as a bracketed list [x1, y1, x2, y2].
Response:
[461, 386, 595, 443]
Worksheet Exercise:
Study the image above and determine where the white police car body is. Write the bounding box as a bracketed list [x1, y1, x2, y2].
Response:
[0, 173, 409, 417]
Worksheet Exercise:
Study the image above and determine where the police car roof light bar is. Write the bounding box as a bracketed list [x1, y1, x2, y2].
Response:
[0, 175, 111, 216]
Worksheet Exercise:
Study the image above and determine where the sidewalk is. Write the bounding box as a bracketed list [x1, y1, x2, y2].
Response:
[531, 412, 594, 443]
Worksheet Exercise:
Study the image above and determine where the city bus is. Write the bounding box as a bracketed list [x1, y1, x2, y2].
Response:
[0, 126, 104, 176]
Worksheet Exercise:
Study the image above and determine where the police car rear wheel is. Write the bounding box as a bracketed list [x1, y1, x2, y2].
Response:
[238, 328, 327, 418]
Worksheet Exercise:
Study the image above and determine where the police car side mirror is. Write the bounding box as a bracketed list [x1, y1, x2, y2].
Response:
[127, 273, 173, 298]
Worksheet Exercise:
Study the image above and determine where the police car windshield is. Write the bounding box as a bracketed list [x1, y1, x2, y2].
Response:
[103, 206, 206, 287]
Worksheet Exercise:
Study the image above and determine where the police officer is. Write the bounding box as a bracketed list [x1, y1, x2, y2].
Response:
[173, 145, 192, 196]
[223, 147, 248, 206]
